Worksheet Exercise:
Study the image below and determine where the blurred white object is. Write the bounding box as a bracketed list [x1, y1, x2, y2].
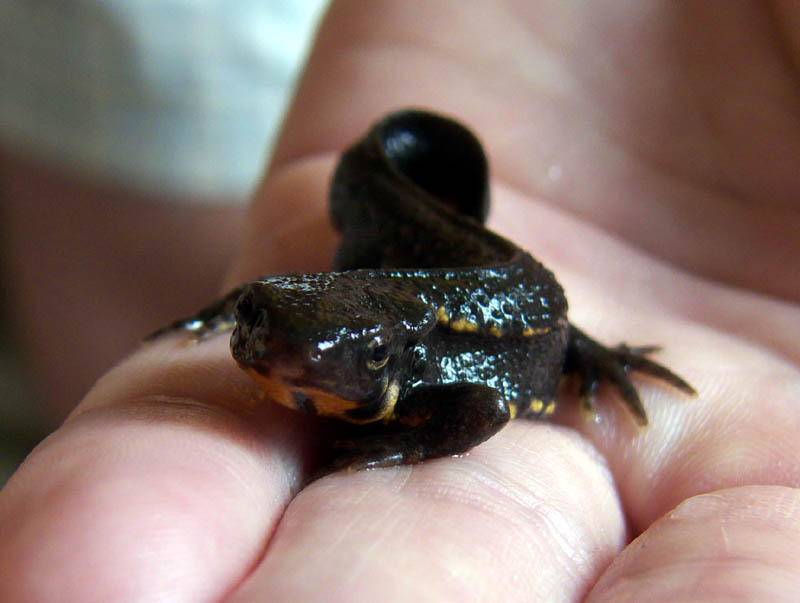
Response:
[0, 0, 329, 202]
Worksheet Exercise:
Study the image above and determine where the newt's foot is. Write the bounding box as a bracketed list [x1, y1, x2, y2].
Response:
[565, 324, 696, 425]
[330, 434, 424, 471]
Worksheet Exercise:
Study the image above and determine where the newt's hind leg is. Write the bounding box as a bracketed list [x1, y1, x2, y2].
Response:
[564, 324, 696, 425]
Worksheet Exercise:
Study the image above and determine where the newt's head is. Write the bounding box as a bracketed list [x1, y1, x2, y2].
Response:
[230, 273, 434, 423]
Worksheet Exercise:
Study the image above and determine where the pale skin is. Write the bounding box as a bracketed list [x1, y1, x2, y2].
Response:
[2, 0, 800, 600]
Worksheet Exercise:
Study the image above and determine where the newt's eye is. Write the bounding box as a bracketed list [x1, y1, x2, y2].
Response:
[366, 339, 390, 371]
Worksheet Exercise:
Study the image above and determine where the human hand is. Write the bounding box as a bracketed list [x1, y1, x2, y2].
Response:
[2, 1, 799, 600]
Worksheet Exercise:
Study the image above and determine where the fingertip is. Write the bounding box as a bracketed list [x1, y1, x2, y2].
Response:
[0, 340, 322, 600]
[587, 486, 800, 602]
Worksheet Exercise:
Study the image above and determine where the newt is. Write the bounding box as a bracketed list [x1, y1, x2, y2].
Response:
[153, 109, 695, 470]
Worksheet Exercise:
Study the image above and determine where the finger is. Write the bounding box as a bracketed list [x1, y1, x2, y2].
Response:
[225, 155, 338, 287]
[228, 423, 626, 601]
[270, 0, 524, 171]
[0, 336, 321, 601]
[587, 486, 800, 601]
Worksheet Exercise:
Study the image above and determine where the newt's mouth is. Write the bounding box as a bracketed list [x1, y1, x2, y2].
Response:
[242, 366, 397, 424]
[243, 366, 359, 417]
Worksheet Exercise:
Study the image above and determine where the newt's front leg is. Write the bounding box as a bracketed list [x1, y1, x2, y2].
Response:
[331, 383, 511, 471]
[145, 286, 245, 341]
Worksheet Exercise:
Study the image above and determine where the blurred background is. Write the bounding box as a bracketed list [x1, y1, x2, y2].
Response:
[0, 0, 329, 485]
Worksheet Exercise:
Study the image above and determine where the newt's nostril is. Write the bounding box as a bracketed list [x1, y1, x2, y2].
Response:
[234, 288, 268, 334]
